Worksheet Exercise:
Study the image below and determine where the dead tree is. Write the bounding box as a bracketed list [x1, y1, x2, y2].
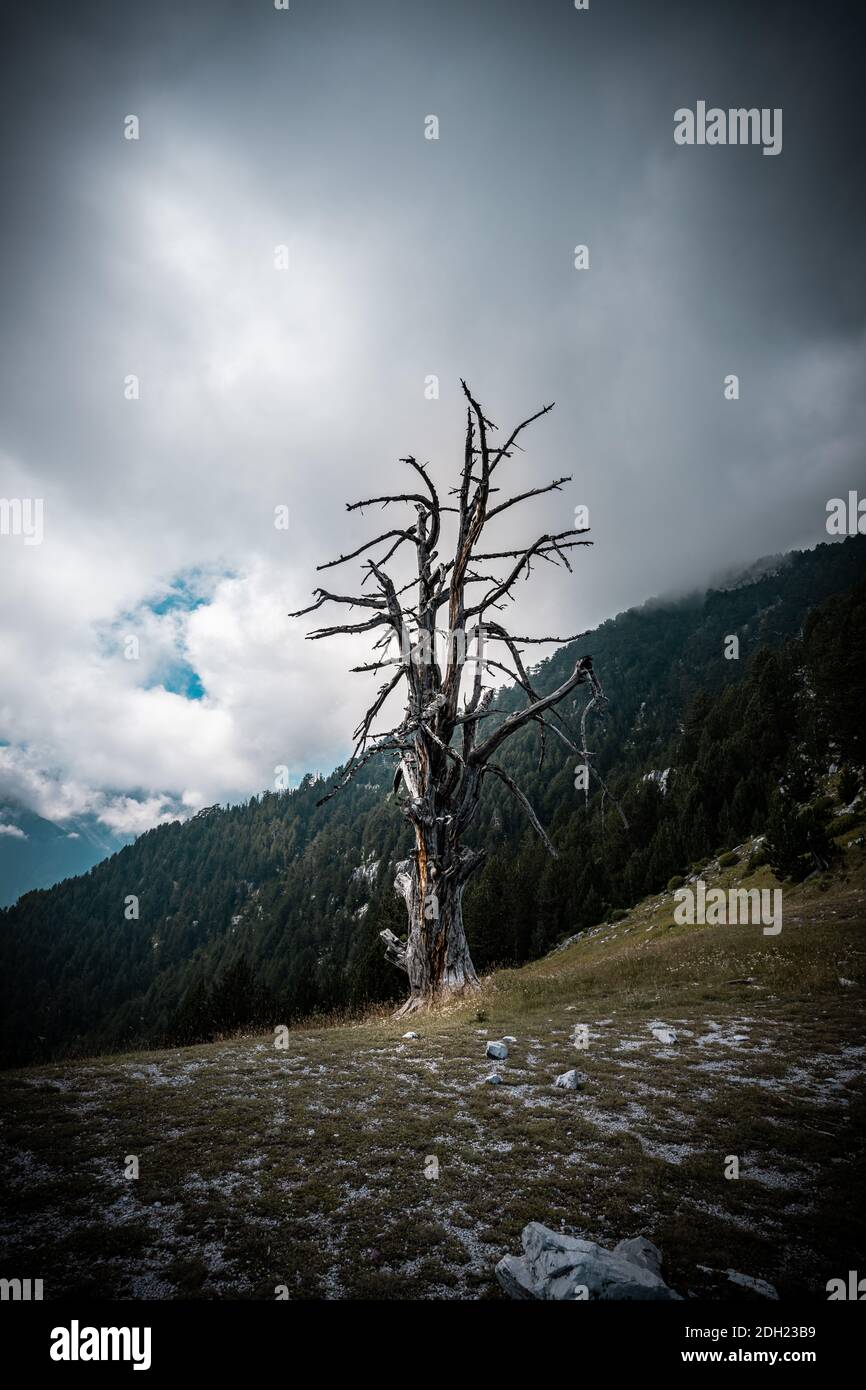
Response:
[291, 383, 606, 1014]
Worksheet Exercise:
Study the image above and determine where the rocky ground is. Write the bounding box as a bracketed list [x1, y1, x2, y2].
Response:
[2, 838, 865, 1300]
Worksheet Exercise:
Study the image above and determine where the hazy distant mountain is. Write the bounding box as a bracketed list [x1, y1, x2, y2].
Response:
[0, 803, 129, 908]
[706, 551, 793, 593]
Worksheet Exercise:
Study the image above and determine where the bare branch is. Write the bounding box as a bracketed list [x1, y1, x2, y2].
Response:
[488, 401, 554, 472]
[483, 763, 557, 856]
[349, 658, 402, 672]
[470, 655, 595, 765]
[346, 492, 431, 512]
[465, 530, 591, 617]
[484, 631, 587, 644]
[316, 529, 414, 572]
[303, 613, 394, 641]
[352, 667, 406, 749]
[486, 476, 571, 520]
[471, 539, 591, 562]
[315, 738, 406, 807]
[289, 589, 386, 619]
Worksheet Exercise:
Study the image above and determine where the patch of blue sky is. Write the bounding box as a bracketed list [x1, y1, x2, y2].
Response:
[145, 568, 223, 616]
[151, 661, 205, 700]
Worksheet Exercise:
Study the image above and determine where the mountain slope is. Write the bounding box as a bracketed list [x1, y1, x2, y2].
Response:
[2, 830, 864, 1300]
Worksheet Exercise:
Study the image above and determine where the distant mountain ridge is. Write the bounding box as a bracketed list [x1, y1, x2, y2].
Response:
[0, 801, 129, 909]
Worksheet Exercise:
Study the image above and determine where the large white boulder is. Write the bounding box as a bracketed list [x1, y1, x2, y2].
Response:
[496, 1223, 681, 1300]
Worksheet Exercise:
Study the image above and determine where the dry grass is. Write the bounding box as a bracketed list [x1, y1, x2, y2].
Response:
[2, 830, 864, 1300]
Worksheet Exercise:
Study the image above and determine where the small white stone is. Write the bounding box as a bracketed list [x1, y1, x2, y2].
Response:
[484, 1072, 503, 1085]
[402, 1030, 419, 1039]
[554, 1069, 586, 1090]
[486, 1040, 508, 1060]
[651, 1026, 678, 1045]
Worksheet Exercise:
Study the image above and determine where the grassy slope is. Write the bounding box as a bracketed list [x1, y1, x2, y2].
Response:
[2, 825, 865, 1301]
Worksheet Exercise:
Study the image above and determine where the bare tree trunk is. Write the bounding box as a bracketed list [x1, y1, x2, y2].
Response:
[392, 836, 480, 1014]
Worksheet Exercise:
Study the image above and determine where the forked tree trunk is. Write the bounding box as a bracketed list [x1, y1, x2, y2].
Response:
[390, 831, 481, 1013]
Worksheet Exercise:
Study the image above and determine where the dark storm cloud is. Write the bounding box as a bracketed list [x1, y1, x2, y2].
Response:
[0, 0, 863, 824]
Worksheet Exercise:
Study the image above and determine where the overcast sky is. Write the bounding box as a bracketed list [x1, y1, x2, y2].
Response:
[0, 0, 863, 836]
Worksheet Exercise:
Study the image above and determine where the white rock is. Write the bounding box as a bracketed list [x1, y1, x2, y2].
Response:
[486, 1040, 508, 1060]
[402, 1031, 419, 1039]
[838, 978, 857, 988]
[501, 1035, 518, 1044]
[726, 1270, 779, 1300]
[496, 1223, 680, 1300]
[554, 1069, 587, 1090]
[651, 1026, 678, 1045]
[614, 1237, 663, 1276]
[484, 1072, 503, 1085]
